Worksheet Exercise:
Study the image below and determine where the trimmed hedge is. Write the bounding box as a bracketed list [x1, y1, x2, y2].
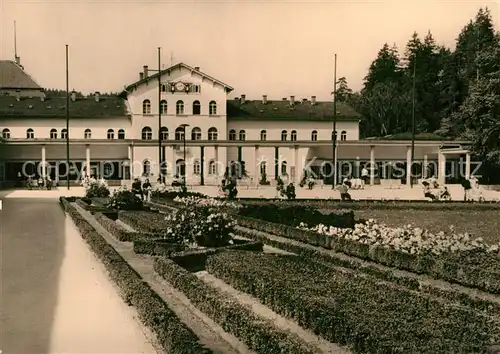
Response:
[238, 204, 356, 228]
[58, 198, 211, 353]
[153, 257, 316, 354]
[133, 239, 187, 256]
[118, 211, 171, 233]
[206, 251, 500, 353]
[236, 227, 500, 318]
[239, 199, 500, 211]
[237, 216, 500, 294]
[94, 212, 144, 242]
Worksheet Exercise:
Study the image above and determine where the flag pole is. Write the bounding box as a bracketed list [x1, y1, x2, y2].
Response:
[410, 54, 416, 188]
[331, 54, 338, 189]
[158, 47, 162, 177]
[66, 45, 70, 190]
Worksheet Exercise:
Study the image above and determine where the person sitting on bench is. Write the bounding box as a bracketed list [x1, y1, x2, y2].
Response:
[337, 182, 352, 201]
[422, 181, 436, 201]
[132, 178, 143, 200]
[439, 186, 451, 200]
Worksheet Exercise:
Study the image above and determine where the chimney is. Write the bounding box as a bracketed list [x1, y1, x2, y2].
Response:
[262, 95, 267, 104]
[311, 96, 316, 105]
[95, 92, 100, 102]
[282, 97, 287, 101]
[139, 72, 144, 80]
[240, 94, 246, 104]
[290, 95, 295, 105]
[143, 65, 149, 78]
[70, 90, 76, 102]
[194, 66, 200, 71]
[15, 56, 21, 66]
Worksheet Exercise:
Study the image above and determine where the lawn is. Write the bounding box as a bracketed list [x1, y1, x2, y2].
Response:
[321, 208, 500, 245]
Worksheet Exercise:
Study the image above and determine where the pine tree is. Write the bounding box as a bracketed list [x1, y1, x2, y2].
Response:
[335, 77, 353, 102]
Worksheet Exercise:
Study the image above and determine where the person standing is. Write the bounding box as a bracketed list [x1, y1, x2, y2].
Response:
[361, 166, 369, 188]
[461, 178, 472, 201]
[142, 178, 152, 202]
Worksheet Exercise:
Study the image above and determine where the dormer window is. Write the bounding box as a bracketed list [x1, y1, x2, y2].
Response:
[142, 99, 151, 115]
[107, 129, 115, 139]
[50, 129, 58, 139]
[26, 128, 34, 139]
[2, 128, 10, 139]
[229, 129, 236, 141]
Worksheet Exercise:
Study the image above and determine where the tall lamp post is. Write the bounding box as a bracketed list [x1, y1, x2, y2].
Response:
[410, 54, 417, 187]
[180, 123, 189, 187]
[331, 54, 338, 189]
[65, 44, 70, 190]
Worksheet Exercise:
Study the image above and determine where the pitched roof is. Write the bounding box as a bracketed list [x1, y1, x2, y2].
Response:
[0, 60, 42, 90]
[227, 99, 361, 122]
[0, 95, 127, 118]
[123, 62, 234, 94]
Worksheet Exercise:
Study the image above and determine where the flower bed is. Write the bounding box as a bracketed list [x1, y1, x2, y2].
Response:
[239, 199, 500, 210]
[206, 251, 500, 353]
[118, 211, 171, 233]
[58, 198, 210, 353]
[94, 212, 158, 242]
[235, 227, 500, 317]
[237, 216, 500, 294]
[153, 257, 316, 354]
[238, 204, 356, 228]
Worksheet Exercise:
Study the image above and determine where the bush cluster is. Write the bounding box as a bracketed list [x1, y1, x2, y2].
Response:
[58, 198, 210, 353]
[206, 251, 500, 353]
[107, 187, 144, 211]
[84, 179, 110, 198]
[153, 257, 316, 354]
[238, 204, 356, 228]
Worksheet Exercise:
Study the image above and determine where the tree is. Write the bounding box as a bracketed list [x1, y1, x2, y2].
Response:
[362, 43, 404, 92]
[334, 77, 353, 103]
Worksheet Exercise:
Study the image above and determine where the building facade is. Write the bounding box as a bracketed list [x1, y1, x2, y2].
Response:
[0, 60, 474, 187]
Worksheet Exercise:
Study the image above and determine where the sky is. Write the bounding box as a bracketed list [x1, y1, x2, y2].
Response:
[1, 0, 499, 101]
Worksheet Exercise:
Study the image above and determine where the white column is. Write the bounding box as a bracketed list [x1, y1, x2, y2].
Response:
[86, 145, 91, 177]
[171, 146, 177, 177]
[423, 155, 428, 179]
[254, 146, 259, 181]
[294, 147, 299, 184]
[406, 146, 412, 186]
[438, 152, 446, 185]
[370, 145, 375, 186]
[41, 145, 46, 179]
[214, 146, 220, 182]
[465, 152, 471, 179]
[127, 145, 133, 181]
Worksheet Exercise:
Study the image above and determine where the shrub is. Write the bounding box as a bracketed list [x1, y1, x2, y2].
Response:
[151, 189, 207, 200]
[108, 187, 143, 211]
[83, 178, 110, 198]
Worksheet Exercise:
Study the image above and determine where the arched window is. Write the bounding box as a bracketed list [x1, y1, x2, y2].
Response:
[332, 130, 338, 141]
[260, 161, 267, 174]
[281, 161, 287, 175]
[141, 127, 152, 140]
[176, 159, 185, 177]
[26, 128, 34, 139]
[160, 127, 168, 141]
[143, 160, 151, 176]
[281, 130, 287, 141]
[341, 130, 347, 141]
[311, 130, 318, 141]
[50, 129, 57, 139]
[118, 129, 125, 139]
[2, 128, 10, 139]
[291, 130, 297, 141]
[142, 99, 151, 114]
[192, 100, 201, 115]
[61, 129, 67, 139]
[193, 159, 201, 175]
[160, 100, 168, 114]
[176, 100, 184, 115]
[84, 129, 91, 139]
[239, 130, 246, 141]
[175, 127, 184, 141]
[191, 127, 202, 140]
[209, 101, 217, 115]
[208, 160, 217, 175]
[260, 130, 266, 141]
[228, 129, 236, 141]
[107, 129, 114, 139]
[208, 127, 218, 141]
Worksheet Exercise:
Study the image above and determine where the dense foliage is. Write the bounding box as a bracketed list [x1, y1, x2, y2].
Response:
[344, 7, 500, 182]
[83, 178, 110, 198]
[107, 187, 143, 210]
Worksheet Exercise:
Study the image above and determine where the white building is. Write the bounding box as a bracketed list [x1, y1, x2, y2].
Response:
[0, 59, 474, 187]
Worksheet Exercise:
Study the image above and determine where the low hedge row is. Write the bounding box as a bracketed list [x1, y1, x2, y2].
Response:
[237, 216, 500, 294]
[153, 257, 316, 354]
[133, 239, 187, 256]
[59, 198, 210, 353]
[238, 204, 356, 228]
[118, 211, 170, 233]
[94, 212, 141, 242]
[235, 227, 500, 318]
[206, 251, 500, 353]
[239, 199, 500, 210]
